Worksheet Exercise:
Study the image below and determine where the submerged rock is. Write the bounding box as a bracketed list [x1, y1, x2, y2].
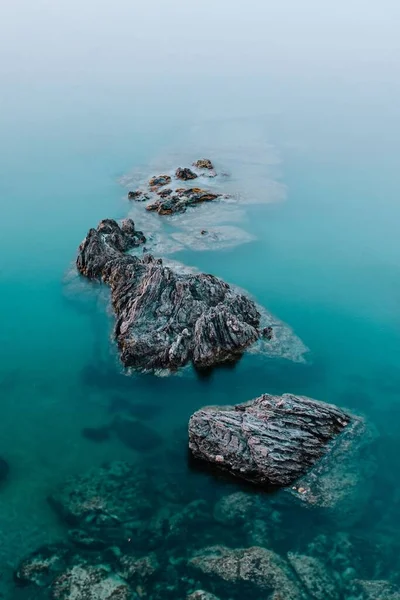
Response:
[187, 592, 220, 600]
[14, 544, 71, 588]
[76, 224, 262, 372]
[189, 393, 354, 487]
[193, 159, 214, 171]
[287, 553, 340, 600]
[176, 167, 198, 181]
[149, 174, 171, 189]
[48, 461, 153, 541]
[51, 564, 132, 600]
[146, 187, 220, 215]
[189, 545, 306, 599]
[355, 579, 400, 600]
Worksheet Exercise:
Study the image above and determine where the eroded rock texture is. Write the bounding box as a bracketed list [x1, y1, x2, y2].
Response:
[189, 393, 353, 487]
[76, 219, 261, 372]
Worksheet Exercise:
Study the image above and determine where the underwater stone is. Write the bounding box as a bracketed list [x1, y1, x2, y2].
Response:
[48, 461, 153, 541]
[354, 579, 400, 600]
[51, 564, 132, 600]
[189, 545, 306, 599]
[189, 393, 353, 487]
[14, 544, 71, 588]
[76, 224, 261, 372]
[187, 592, 220, 600]
[287, 553, 340, 600]
[213, 492, 255, 525]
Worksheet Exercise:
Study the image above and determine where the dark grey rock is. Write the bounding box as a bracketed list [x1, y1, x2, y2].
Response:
[176, 167, 198, 181]
[287, 553, 340, 600]
[81, 425, 111, 443]
[76, 224, 261, 372]
[76, 219, 145, 280]
[189, 393, 353, 487]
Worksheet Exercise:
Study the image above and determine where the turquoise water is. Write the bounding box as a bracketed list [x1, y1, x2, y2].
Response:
[1, 5, 400, 596]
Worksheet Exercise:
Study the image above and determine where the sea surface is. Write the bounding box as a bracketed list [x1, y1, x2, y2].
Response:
[1, 9, 400, 597]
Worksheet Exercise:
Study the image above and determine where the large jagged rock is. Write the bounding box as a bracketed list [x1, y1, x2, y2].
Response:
[189, 546, 307, 599]
[76, 218, 145, 279]
[189, 393, 356, 488]
[76, 221, 261, 372]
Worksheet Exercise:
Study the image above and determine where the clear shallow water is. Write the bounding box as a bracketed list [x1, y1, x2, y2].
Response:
[1, 13, 400, 599]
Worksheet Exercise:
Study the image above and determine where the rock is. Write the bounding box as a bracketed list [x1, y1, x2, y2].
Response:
[81, 425, 111, 443]
[0, 457, 9, 482]
[193, 159, 214, 170]
[146, 188, 220, 216]
[262, 326, 274, 340]
[115, 552, 159, 583]
[213, 492, 254, 525]
[187, 592, 220, 600]
[48, 461, 153, 542]
[128, 190, 149, 201]
[68, 529, 107, 551]
[176, 167, 198, 181]
[188, 393, 354, 487]
[76, 226, 261, 372]
[14, 544, 70, 588]
[157, 188, 173, 198]
[355, 579, 400, 600]
[288, 553, 340, 600]
[149, 174, 171, 189]
[51, 564, 132, 600]
[189, 546, 306, 599]
[76, 219, 146, 280]
[112, 416, 163, 452]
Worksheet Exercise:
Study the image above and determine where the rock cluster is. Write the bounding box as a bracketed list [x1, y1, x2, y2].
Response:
[76, 219, 262, 372]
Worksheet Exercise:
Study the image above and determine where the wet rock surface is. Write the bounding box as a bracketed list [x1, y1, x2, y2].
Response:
[76, 222, 262, 372]
[146, 187, 220, 215]
[76, 219, 146, 280]
[189, 393, 355, 488]
[176, 167, 198, 181]
[193, 159, 214, 171]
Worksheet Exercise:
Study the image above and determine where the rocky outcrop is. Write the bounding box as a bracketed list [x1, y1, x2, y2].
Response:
[176, 167, 198, 181]
[76, 221, 262, 372]
[189, 393, 354, 488]
[76, 219, 145, 279]
[51, 564, 132, 600]
[146, 187, 220, 215]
